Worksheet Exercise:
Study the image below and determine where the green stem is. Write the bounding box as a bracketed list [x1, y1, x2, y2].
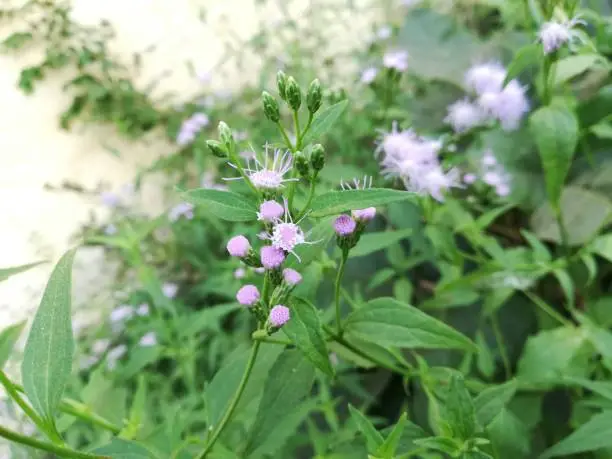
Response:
[490, 313, 511, 380]
[299, 112, 314, 147]
[252, 334, 292, 346]
[229, 147, 260, 199]
[554, 205, 571, 258]
[524, 291, 572, 327]
[295, 172, 318, 221]
[0, 424, 106, 459]
[195, 341, 261, 459]
[292, 110, 301, 149]
[277, 122, 294, 151]
[262, 272, 271, 305]
[334, 250, 349, 336]
[542, 56, 553, 105]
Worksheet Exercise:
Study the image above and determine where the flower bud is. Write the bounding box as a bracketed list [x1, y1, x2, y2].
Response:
[262, 91, 280, 122]
[206, 140, 227, 158]
[285, 76, 302, 111]
[277, 70, 288, 100]
[294, 151, 310, 178]
[310, 144, 325, 171]
[218, 121, 234, 150]
[306, 78, 322, 113]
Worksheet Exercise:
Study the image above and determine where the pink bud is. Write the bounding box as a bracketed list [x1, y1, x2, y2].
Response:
[258, 200, 285, 222]
[269, 305, 290, 327]
[260, 245, 286, 269]
[334, 214, 357, 236]
[236, 284, 260, 306]
[351, 207, 376, 222]
[227, 235, 251, 257]
[282, 268, 302, 286]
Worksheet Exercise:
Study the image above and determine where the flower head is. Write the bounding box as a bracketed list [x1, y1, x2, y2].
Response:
[269, 305, 290, 327]
[260, 245, 286, 269]
[283, 268, 302, 286]
[360, 67, 378, 84]
[465, 62, 506, 95]
[139, 332, 158, 347]
[92, 339, 110, 354]
[376, 26, 392, 40]
[383, 50, 409, 72]
[110, 305, 133, 323]
[444, 99, 485, 133]
[334, 215, 357, 236]
[494, 80, 530, 131]
[169, 202, 194, 221]
[136, 303, 150, 316]
[258, 200, 285, 222]
[226, 145, 297, 190]
[162, 282, 178, 299]
[100, 191, 120, 208]
[236, 284, 260, 306]
[177, 113, 209, 146]
[352, 207, 376, 221]
[227, 235, 251, 257]
[234, 267, 246, 279]
[463, 173, 477, 185]
[539, 17, 585, 54]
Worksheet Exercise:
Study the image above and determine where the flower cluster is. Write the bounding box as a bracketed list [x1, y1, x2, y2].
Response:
[360, 48, 409, 84]
[177, 113, 210, 146]
[463, 149, 512, 197]
[333, 177, 377, 250]
[376, 123, 460, 201]
[538, 16, 585, 54]
[445, 62, 530, 133]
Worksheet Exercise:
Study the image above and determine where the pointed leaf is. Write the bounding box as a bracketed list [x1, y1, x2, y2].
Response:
[440, 374, 476, 441]
[302, 100, 348, 144]
[474, 380, 517, 426]
[540, 411, 612, 458]
[344, 297, 476, 351]
[348, 404, 384, 452]
[182, 189, 257, 221]
[283, 298, 334, 377]
[309, 189, 413, 218]
[91, 438, 155, 458]
[488, 408, 530, 459]
[0, 321, 26, 369]
[350, 229, 412, 258]
[376, 412, 407, 458]
[0, 261, 45, 283]
[22, 249, 77, 422]
[503, 43, 542, 86]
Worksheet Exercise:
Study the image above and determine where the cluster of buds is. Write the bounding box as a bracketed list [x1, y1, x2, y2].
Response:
[334, 207, 376, 252]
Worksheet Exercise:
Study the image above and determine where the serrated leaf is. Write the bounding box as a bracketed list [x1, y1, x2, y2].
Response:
[302, 100, 348, 144]
[348, 404, 384, 452]
[344, 297, 476, 351]
[0, 261, 45, 283]
[182, 189, 257, 221]
[474, 380, 517, 426]
[91, 438, 155, 458]
[0, 321, 25, 369]
[283, 298, 333, 377]
[22, 249, 77, 423]
[350, 229, 412, 258]
[540, 411, 612, 458]
[529, 104, 579, 207]
[310, 188, 413, 218]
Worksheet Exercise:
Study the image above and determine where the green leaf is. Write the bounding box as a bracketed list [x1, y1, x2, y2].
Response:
[120, 376, 147, 440]
[531, 186, 612, 246]
[91, 438, 156, 458]
[474, 380, 517, 426]
[0, 261, 45, 283]
[22, 249, 77, 423]
[1, 32, 33, 50]
[413, 436, 461, 455]
[301, 100, 348, 144]
[375, 413, 407, 458]
[310, 188, 413, 218]
[245, 349, 315, 456]
[503, 43, 541, 85]
[540, 411, 612, 458]
[554, 54, 607, 86]
[282, 298, 334, 377]
[348, 404, 384, 452]
[344, 297, 476, 351]
[591, 233, 612, 263]
[529, 104, 579, 207]
[0, 321, 25, 369]
[182, 189, 257, 221]
[350, 229, 412, 258]
[563, 377, 612, 402]
[487, 408, 530, 459]
[440, 374, 476, 441]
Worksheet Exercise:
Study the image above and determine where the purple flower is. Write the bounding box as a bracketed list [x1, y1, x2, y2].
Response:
[465, 62, 506, 95]
[360, 67, 378, 84]
[463, 173, 477, 184]
[225, 146, 297, 190]
[334, 215, 357, 236]
[139, 332, 158, 347]
[100, 191, 120, 208]
[282, 268, 302, 286]
[176, 113, 210, 146]
[227, 235, 251, 257]
[260, 246, 286, 269]
[539, 17, 585, 54]
[136, 303, 150, 316]
[162, 282, 178, 299]
[444, 99, 485, 133]
[110, 305, 133, 323]
[236, 284, 260, 306]
[383, 50, 409, 72]
[257, 200, 285, 222]
[169, 202, 195, 221]
[352, 207, 376, 222]
[269, 305, 290, 327]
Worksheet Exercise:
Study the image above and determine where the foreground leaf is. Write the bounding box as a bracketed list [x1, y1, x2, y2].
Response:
[182, 189, 257, 222]
[0, 321, 26, 369]
[91, 438, 155, 458]
[344, 298, 476, 351]
[302, 100, 348, 144]
[440, 374, 476, 441]
[0, 261, 45, 283]
[350, 229, 412, 258]
[22, 249, 77, 422]
[540, 411, 612, 458]
[474, 380, 517, 426]
[488, 408, 530, 459]
[348, 404, 384, 452]
[310, 189, 413, 218]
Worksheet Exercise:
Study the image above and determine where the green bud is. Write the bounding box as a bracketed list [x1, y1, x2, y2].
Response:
[306, 78, 322, 113]
[218, 121, 234, 150]
[294, 150, 310, 178]
[206, 140, 227, 158]
[262, 91, 280, 122]
[277, 70, 288, 100]
[285, 76, 302, 111]
[310, 144, 325, 171]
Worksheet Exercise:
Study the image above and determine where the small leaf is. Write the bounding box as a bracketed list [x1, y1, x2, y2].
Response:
[474, 380, 517, 426]
[440, 374, 476, 441]
[182, 189, 257, 221]
[344, 297, 476, 351]
[302, 100, 348, 144]
[375, 412, 407, 458]
[413, 436, 460, 455]
[91, 438, 156, 458]
[529, 104, 579, 207]
[309, 188, 413, 218]
[540, 411, 612, 458]
[554, 54, 607, 86]
[0, 321, 26, 369]
[487, 408, 530, 459]
[591, 233, 612, 263]
[503, 43, 541, 85]
[348, 404, 384, 452]
[22, 249, 77, 423]
[283, 298, 334, 377]
[120, 376, 147, 440]
[0, 261, 45, 283]
[350, 229, 412, 258]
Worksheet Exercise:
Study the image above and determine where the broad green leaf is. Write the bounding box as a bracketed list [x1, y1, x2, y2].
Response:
[182, 189, 257, 221]
[554, 54, 608, 86]
[310, 188, 413, 218]
[440, 374, 476, 441]
[301, 100, 348, 144]
[348, 404, 384, 452]
[591, 233, 612, 263]
[503, 43, 541, 85]
[474, 380, 517, 426]
[22, 249, 77, 422]
[540, 411, 612, 458]
[350, 229, 412, 258]
[531, 186, 612, 246]
[245, 350, 315, 456]
[375, 413, 407, 458]
[591, 122, 612, 139]
[344, 297, 476, 351]
[529, 104, 579, 207]
[0, 261, 45, 283]
[91, 438, 155, 458]
[283, 298, 334, 377]
[487, 408, 530, 459]
[0, 321, 25, 369]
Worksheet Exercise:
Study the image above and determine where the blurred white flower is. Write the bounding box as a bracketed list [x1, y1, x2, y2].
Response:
[139, 332, 158, 347]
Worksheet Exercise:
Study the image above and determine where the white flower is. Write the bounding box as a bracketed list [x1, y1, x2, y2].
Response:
[136, 303, 150, 316]
[92, 339, 110, 355]
[225, 145, 297, 190]
[465, 62, 506, 95]
[110, 305, 133, 323]
[383, 50, 409, 72]
[162, 282, 178, 299]
[360, 67, 378, 84]
[444, 99, 485, 133]
[106, 345, 127, 370]
[539, 17, 585, 54]
[376, 26, 392, 40]
[139, 332, 158, 347]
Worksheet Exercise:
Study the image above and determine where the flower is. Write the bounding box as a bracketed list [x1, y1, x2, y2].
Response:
[360, 67, 378, 84]
[479, 149, 512, 197]
[177, 113, 210, 146]
[334, 215, 357, 236]
[110, 305, 133, 323]
[493, 80, 530, 131]
[383, 50, 409, 72]
[283, 268, 302, 286]
[139, 332, 158, 347]
[162, 282, 178, 299]
[444, 99, 485, 133]
[257, 200, 285, 222]
[465, 62, 506, 95]
[104, 224, 117, 235]
[107, 345, 127, 369]
[136, 303, 150, 316]
[92, 339, 110, 355]
[376, 26, 392, 40]
[260, 246, 286, 269]
[225, 145, 297, 190]
[269, 305, 290, 327]
[352, 207, 376, 221]
[100, 191, 120, 208]
[259, 199, 313, 260]
[416, 167, 462, 202]
[234, 267, 246, 279]
[169, 202, 194, 221]
[539, 17, 585, 54]
[200, 171, 228, 191]
[463, 173, 477, 184]
[236, 284, 260, 306]
[227, 235, 251, 257]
